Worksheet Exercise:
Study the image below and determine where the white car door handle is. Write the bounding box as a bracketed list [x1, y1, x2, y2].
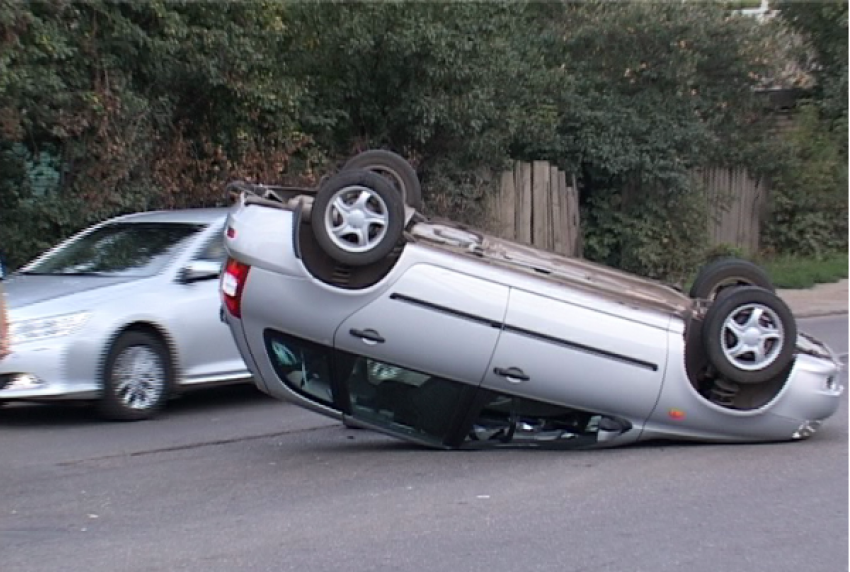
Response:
[350, 328, 385, 345]
[494, 367, 530, 383]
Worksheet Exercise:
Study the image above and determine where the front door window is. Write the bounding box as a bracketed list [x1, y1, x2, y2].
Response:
[339, 352, 474, 446]
[265, 331, 477, 446]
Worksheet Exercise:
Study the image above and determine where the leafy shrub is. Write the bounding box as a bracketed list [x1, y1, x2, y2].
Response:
[762, 104, 848, 257]
[582, 185, 711, 285]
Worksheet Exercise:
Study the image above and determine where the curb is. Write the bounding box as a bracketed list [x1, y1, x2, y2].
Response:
[794, 309, 849, 319]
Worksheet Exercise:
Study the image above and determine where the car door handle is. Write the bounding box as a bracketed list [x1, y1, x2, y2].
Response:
[494, 367, 530, 383]
[349, 328, 385, 345]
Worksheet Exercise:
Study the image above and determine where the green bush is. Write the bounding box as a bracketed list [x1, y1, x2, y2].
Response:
[582, 185, 711, 285]
[762, 104, 848, 257]
[1, 0, 835, 284]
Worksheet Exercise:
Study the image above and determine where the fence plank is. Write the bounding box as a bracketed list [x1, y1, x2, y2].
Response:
[551, 169, 564, 255]
[532, 161, 550, 248]
[491, 161, 766, 259]
[548, 165, 559, 251]
[559, 171, 572, 256]
[570, 174, 581, 257]
[697, 165, 765, 254]
[499, 169, 516, 239]
[517, 162, 533, 245]
[749, 178, 763, 253]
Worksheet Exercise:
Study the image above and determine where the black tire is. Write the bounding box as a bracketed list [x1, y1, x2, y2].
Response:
[343, 150, 423, 210]
[311, 169, 405, 267]
[702, 286, 796, 385]
[689, 257, 774, 300]
[98, 331, 172, 421]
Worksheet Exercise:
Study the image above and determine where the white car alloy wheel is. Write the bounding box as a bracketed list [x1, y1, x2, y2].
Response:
[325, 185, 390, 254]
[702, 286, 797, 385]
[719, 303, 784, 371]
[310, 169, 405, 267]
[112, 345, 167, 410]
[98, 330, 172, 421]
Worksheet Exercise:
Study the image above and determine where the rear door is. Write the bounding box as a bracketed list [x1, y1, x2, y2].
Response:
[480, 288, 668, 422]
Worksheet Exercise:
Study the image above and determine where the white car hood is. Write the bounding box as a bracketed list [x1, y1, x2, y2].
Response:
[3, 274, 139, 311]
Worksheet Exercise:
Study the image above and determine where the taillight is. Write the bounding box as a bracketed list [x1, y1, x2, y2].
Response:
[222, 257, 251, 318]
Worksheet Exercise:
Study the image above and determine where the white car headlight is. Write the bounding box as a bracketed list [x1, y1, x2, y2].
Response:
[9, 312, 91, 345]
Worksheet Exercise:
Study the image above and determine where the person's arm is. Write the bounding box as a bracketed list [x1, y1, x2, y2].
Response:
[0, 284, 8, 359]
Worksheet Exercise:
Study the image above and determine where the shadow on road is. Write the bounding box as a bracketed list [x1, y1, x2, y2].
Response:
[0, 383, 273, 427]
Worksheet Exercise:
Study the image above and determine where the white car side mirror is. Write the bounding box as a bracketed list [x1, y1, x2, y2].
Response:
[179, 260, 222, 283]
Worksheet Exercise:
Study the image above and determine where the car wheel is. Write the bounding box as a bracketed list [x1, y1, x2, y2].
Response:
[342, 149, 423, 210]
[689, 257, 774, 300]
[98, 331, 172, 421]
[702, 286, 796, 385]
[311, 169, 405, 267]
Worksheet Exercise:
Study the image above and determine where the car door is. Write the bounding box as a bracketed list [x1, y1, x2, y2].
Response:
[333, 263, 509, 445]
[334, 263, 509, 384]
[170, 227, 250, 384]
[480, 287, 668, 422]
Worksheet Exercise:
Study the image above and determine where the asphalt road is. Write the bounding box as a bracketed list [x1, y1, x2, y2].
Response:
[2, 315, 847, 572]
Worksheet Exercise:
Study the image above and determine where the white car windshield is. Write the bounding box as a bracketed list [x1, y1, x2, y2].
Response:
[23, 222, 205, 278]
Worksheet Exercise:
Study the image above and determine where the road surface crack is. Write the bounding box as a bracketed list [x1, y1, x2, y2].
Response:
[56, 425, 328, 467]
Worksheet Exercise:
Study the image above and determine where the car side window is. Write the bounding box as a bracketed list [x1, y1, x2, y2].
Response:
[265, 331, 336, 407]
[340, 351, 474, 446]
[196, 231, 227, 263]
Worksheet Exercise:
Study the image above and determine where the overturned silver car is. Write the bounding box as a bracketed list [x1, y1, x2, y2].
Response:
[220, 150, 843, 450]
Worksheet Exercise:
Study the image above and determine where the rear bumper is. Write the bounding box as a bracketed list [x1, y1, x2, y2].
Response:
[221, 314, 269, 396]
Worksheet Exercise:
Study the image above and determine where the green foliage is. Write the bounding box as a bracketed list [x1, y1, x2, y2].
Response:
[528, 2, 779, 172]
[703, 243, 749, 262]
[0, 1, 315, 268]
[582, 186, 711, 286]
[776, 0, 848, 144]
[285, 2, 535, 171]
[0, 0, 838, 284]
[535, 1, 779, 280]
[762, 105, 848, 257]
[723, 0, 767, 9]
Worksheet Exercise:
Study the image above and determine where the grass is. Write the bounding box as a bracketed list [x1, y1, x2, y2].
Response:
[682, 251, 849, 292]
[758, 252, 849, 289]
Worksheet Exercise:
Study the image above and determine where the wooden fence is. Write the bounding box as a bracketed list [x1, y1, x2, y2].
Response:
[487, 161, 582, 257]
[487, 160, 767, 259]
[695, 166, 768, 255]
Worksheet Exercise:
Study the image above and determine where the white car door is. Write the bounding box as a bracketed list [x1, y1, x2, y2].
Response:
[480, 287, 668, 422]
[170, 229, 250, 385]
[334, 263, 509, 385]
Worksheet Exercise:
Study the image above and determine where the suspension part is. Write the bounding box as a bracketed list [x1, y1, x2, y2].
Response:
[710, 377, 740, 407]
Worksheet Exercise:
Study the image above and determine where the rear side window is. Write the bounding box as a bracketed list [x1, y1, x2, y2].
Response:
[265, 332, 335, 407]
